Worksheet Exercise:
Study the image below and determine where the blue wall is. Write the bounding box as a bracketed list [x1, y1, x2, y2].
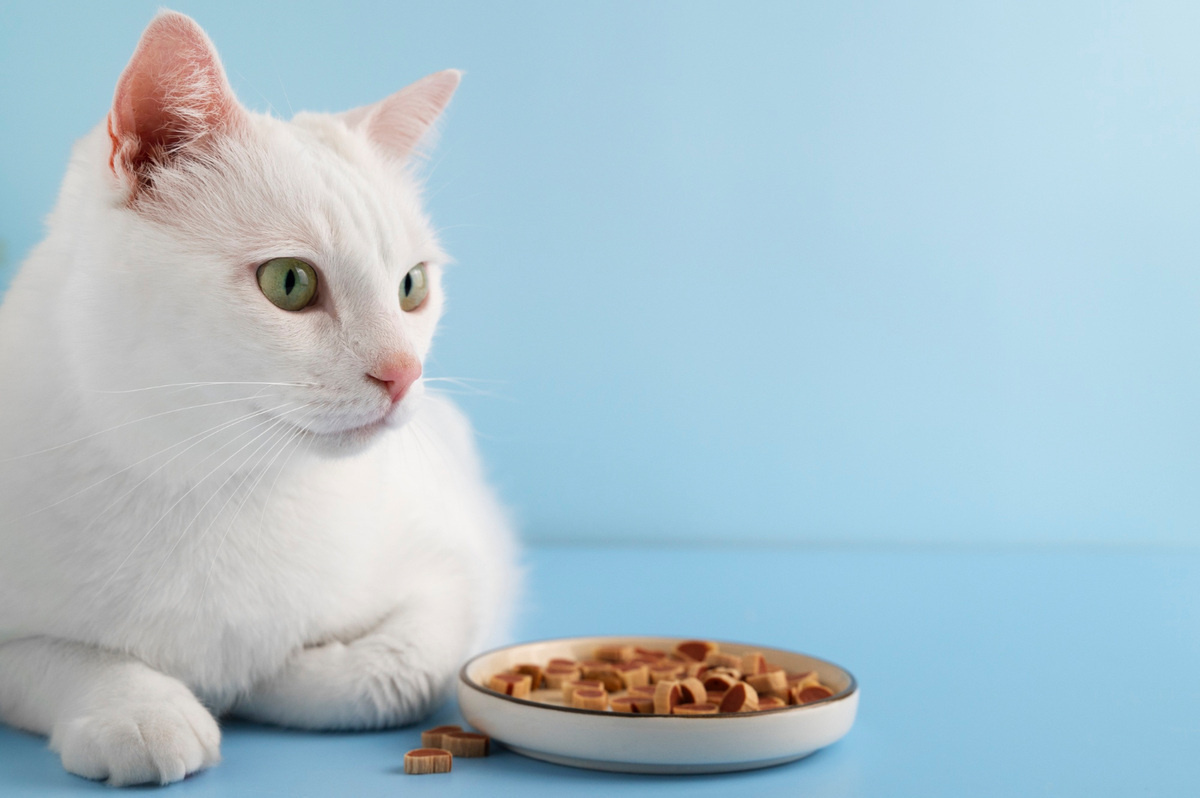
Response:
[2, 1, 1198, 545]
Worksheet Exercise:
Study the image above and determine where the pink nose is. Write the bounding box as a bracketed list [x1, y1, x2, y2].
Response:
[369, 355, 422, 404]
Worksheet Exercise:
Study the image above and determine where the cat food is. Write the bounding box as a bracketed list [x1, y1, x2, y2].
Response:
[544, 664, 581, 689]
[746, 669, 788, 698]
[571, 688, 610, 710]
[513, 663, 544, 688]
[404, 748, 453, 775]
[485, 640, 838, 716]
[610, 695, 655, 713]
[442, 732, 491, 758]
[408, 724, 491, 774]
[487, 672, 532, 698]
[562, 678, 604, 703]
[677, 677, 707, 705]
[612, 661, 650, 689]
[741, 651, 767, 674]
[594, 644, 635, 662]
[788, 670, 821, 689]
[420, 724, 462, 748]
[705, 652, 743, 669]
[794, 684, 834, 703]
[653, 680, 684, 715]
[701, 672, 739, 693]
[648, 661, 685, 682]
[675, 640, 717, 662]
[717, 682, 759, 713]
[580, 660, 625, 692]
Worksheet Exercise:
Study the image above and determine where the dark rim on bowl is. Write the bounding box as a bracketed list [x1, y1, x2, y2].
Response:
[457, 635, 858, 719]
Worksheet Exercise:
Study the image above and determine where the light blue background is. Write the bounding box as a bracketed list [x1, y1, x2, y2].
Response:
[2, 1, 1198, 546]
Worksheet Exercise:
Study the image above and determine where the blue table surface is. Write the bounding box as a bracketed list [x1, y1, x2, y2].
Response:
[2, 545, 1198, 797]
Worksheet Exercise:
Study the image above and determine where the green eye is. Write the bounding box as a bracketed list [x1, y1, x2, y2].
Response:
[257, 258, 317, 311]
[400, 263, 429, 312]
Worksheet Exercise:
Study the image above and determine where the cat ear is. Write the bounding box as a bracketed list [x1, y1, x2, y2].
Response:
[108, 11, 242, 189]
[341, 70, 461, 161]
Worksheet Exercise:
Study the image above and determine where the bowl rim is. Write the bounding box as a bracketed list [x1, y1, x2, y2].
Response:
[458, 634, 858, 720]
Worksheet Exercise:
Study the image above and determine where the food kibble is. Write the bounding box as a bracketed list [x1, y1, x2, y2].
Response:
[613, 661, 650, 689]
[571, 687, 610, 710]
[675, 640, 717, 662]
[594, 644, 635, 662]
[678, 677, 707, 705]
[795, 684, 835, 704]
[407, 724, 492, 775]
[746, 669, 788, 699]
[562, 678, 604, 703]
[420, 724, 462, 748]
[701, 672, 739, 693]
[648, 660, 684, 683]
[487, 671, 532, 698]
[718, 682, 759, 713]
[513, 663, 544, 689]
[653, 680, 684, 715]
[484, 640, 838, 716]
[610, 695, 655, 714]
[741, 651, 767, 675]
[544, 663, 581, 689]
[404, 748, 453, 775]
[705, 651, 743, 670]
[757, 696, 787, 710]
[788, 670, 821, 690]
[442, 732, 491, 758]
[581, 660, 625, 692]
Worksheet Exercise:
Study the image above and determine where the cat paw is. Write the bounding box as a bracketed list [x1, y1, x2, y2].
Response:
[49, 690, 221, 786]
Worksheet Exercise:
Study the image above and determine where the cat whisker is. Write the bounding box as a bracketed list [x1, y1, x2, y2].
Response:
[89, 381, 316, 395]
[232, 66, 281, 119]
[74, 401, 298, 543]
[422, 377, 505, 385]
[195, 420, 299, 553]
[426, 386, 513, 403]
[199, 424, 309, 601]
[131, 408, 312, 595]
[423, 376, 511, 401]
[0, 403, 283, 528]
[84, 404, 303, 603]
[0, 392, 282, 463]
[139, 412, 303, 597]
[406, 418, 454, 475]
[275, 68, 295, 118]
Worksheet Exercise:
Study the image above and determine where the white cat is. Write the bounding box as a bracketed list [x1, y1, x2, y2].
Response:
[0, 10, 517, 786]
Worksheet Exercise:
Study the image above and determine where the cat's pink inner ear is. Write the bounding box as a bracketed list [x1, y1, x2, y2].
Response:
[108, 11, 240, 188]
[343, 70, 461, 160]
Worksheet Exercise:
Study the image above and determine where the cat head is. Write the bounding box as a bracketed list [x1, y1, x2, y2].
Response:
[67, 11, 459, 454]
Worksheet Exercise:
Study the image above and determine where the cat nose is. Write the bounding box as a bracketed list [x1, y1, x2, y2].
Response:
[368, 355, 422, 404]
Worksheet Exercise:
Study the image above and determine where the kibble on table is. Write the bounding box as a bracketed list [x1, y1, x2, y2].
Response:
[420, 725, 462, 748]
[443, 732, 491, 758]
[404, 749, 453, 775]
[407, 726, 492, 776]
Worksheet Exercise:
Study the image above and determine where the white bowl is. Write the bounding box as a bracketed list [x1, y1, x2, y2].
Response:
[457, 635, 859, 774]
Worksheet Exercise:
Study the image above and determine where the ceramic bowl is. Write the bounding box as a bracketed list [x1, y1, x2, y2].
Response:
[457, 635, 858, 774]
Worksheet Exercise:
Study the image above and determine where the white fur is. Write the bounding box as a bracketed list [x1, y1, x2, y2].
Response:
[0, 11, 516, 786]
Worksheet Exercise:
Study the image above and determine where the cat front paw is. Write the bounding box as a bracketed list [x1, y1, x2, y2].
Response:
[49, 691, 221, 786]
